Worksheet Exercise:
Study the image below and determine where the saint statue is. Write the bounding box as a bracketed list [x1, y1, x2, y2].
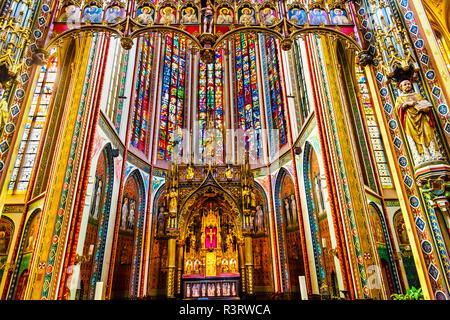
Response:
[250, 189, 256, 208]
[217, 7, 233, 24]
[92, 180, 102, 220]
[0, 98, 9, 135]
[187, 165, 194, 180]
[395, 79, 442, 164]
[168, 188, 178, 214]
[121, 197, 129, 229]
[225, 166, 233, 180]
[242, 186, 250, 208]
[255, 205, 264, 232]
[290, 194, 298, 225]
[127, 200, 135, 230]
[284, 198, 292, 226]
[157, 206, 166, 233]
[201, 1, 214, 33]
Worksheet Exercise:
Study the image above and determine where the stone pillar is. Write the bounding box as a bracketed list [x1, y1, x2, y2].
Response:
[238, 240, 246, 294]
[244, 235, 254, 295]
[166, 237, 177, 298]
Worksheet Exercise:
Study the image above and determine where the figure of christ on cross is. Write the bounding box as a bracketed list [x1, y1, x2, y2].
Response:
[205, 227, 217, 248]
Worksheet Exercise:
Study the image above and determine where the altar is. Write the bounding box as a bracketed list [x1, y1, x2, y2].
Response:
[182, 276, 240, 299]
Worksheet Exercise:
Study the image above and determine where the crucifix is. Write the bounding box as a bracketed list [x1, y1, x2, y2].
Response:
[206, 227, 216, 246]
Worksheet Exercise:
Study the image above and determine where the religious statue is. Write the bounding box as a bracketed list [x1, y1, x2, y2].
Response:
[157, 206, 166, 234]
[91, 179, 102, 220]
[250, 188, 256, 208]
[136, 6, 154, 25]
[239, 8, 255, 25]
[290, 194, 298, 225]
[284, 198, 292, 226]
[185, 260, 193, 274]
[160, 7, 176, 25]
[187, 165, 194, 180]
[261, 8, 276, 26]
[181, 7, 198, 24]
[201, 1, 214, 33]
[221, 258, 229, 272]
[127, 200, 135, 230]
[0, 98, 9, 135]
[395, 79, 442, 164]
[217, 7, 233, 24]
[194, 259, 202, 273]
[168, 187, 178, 214]
[105, 5, 122, 24]
[229, 258, 237, 273]
[242, 186, 251, 208]
[225, 166, 233, 180]
[121, 197, 129, 229]
[255, 205, 264, 232]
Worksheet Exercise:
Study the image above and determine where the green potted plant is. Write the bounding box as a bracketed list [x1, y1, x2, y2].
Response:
[391, 287, 424, 300]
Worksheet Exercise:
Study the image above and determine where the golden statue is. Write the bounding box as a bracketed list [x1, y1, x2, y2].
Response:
[242, 186, 250, 208]
[187, 165, 194, 180]
[395, 79, 442, 163]
[250, 188, 256, 208]
[0, 98, 8, 134]
[225, 166, 233, 180]
[168, 187, 178, 214]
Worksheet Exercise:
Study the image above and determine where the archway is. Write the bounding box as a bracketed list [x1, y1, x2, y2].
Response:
[111, 169, 146, 299]
[304, 143, 337, 297]
[274, 168, 304, 294]
[79, 143, 114, 300]
[7, 209, 41, 300]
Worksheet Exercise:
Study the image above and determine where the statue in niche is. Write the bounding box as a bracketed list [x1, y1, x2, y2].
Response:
[187, 165, 194, 180]
[242, 186, 251, 208]
[225, 166, 233, 180]
[91, 179, 102, 220]
[284, 198, 292, 226]
[395, 79, 443, 165]
[120, 197, 129, 229]
[0, 97, 9, 135]
[127, 200, 135, 230]
[157, 206, 166, 233]
[201, 0, 214, 33]
[290, 194, 298, 225]
[168, 187, 178, 214]
[255, 205, 264, 232]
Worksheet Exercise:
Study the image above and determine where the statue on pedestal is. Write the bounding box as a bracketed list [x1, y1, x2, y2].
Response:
[395, 79, 443, 165]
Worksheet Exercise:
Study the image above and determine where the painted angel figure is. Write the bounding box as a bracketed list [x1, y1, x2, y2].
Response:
[262, 8, 276, 26]
[136, 6, 154, 25]
[106, 5, 122, 24]
[181, 7, 198, 24]
[239, 8, 255, 25]
[160, 7, 176, 25]
[217, 7, 233, 24]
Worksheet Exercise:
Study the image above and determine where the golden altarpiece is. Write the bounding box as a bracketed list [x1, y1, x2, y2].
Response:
[156, 155, 258, 299]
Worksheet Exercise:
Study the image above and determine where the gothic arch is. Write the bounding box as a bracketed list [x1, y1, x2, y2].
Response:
[7, 209, 41, 300]
[274, 167, 304, 294]
[368, 202, 402, 295]
[111, 168, 146, 298]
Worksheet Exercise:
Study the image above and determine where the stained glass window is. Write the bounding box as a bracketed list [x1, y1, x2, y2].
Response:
[355, 63, 392, 188]
[198, 48, 225, 164]
[157, 33, 187, 161]
[262, 35, 287, 147]
[292, 39, 310, 124]
[131, 35, 155, 153]
[235, 33, 262, 159]
[8, 50, 58, 194]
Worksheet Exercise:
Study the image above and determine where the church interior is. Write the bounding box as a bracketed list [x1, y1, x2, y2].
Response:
[0, 0, 449, 301]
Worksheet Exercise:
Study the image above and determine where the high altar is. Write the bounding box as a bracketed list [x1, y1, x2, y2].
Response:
[157, 156, 257, 299]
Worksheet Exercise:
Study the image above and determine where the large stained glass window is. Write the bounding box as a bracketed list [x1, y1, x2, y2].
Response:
[157, 33, 187, 161]
[131, 35, 155, 153]
[355, 63, 392, 188]
[8, 50, 58, 194]
[261, 35, 287, 147]
[235, 33, 262, 159]
[198, 48, 224, 164]
[292, 39, 310, 124]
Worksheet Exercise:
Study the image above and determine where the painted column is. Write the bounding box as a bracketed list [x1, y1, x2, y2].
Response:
[166, 236, 176, 298]
[244, 235, 254, 295]
[238, 239, 246, 294]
